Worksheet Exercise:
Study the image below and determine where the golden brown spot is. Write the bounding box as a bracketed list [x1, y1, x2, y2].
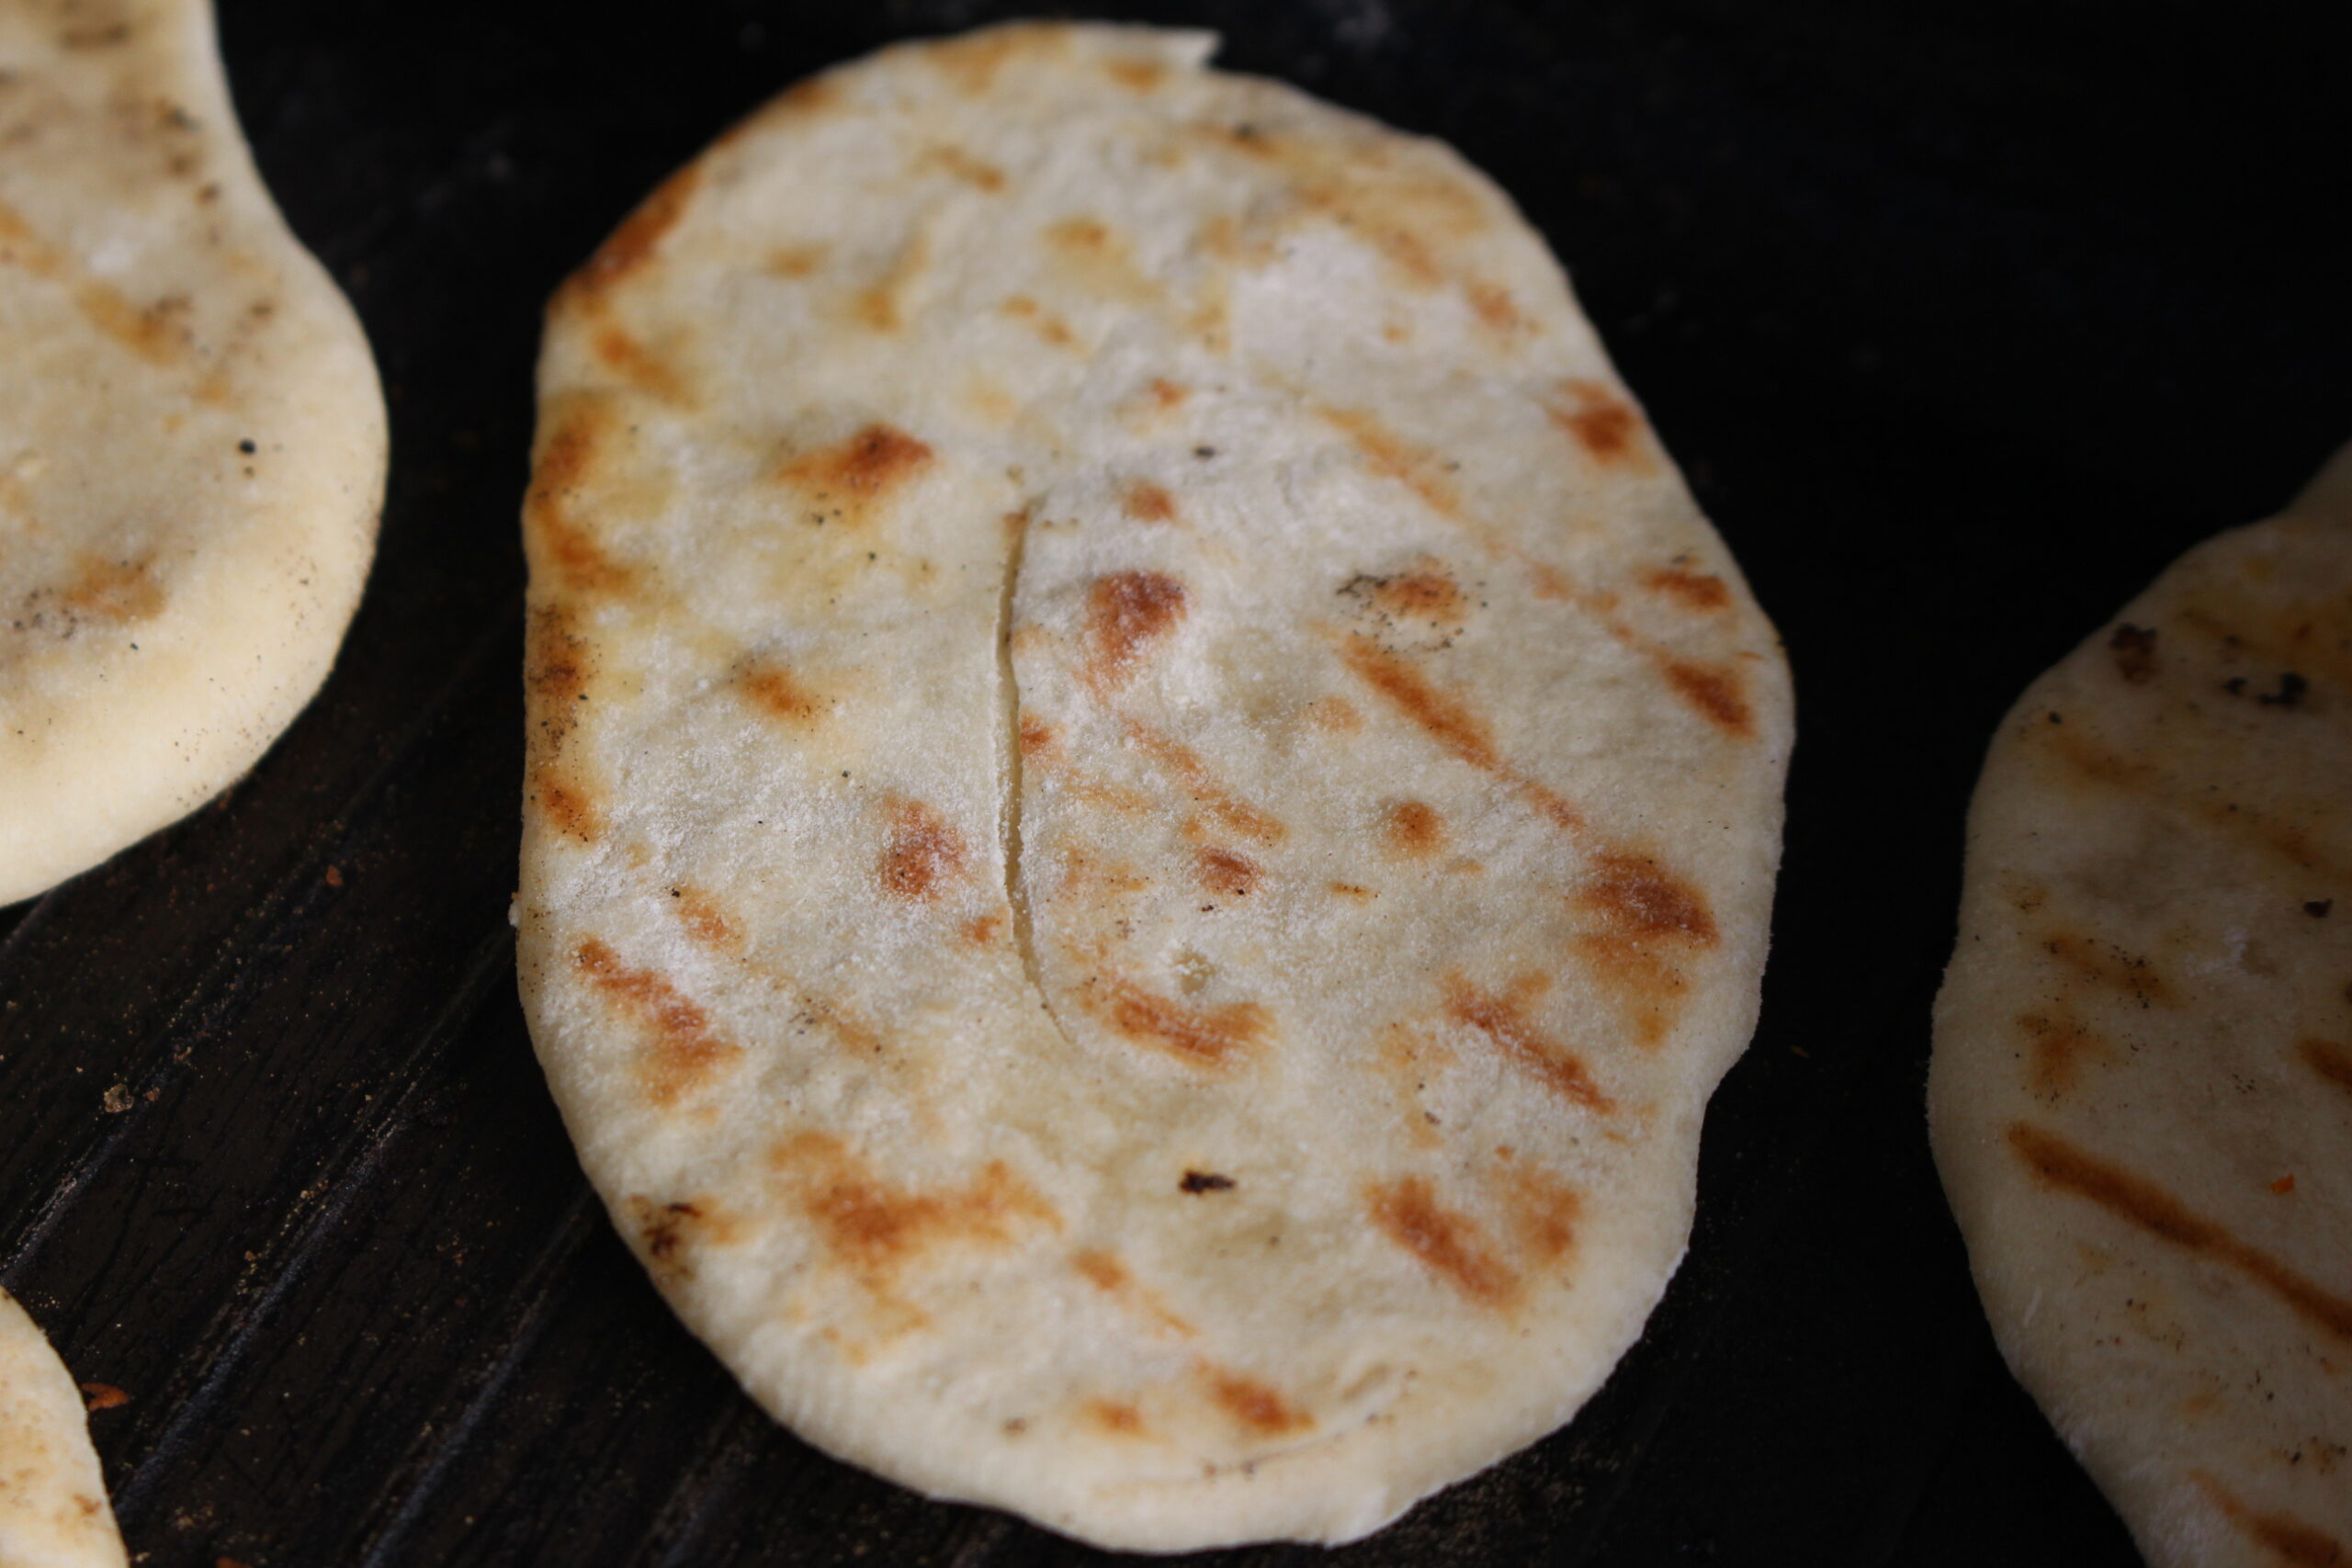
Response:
[1464, 278, 1520, 334]
[2018, 1010, 2116, 1096]
[927, 26, 1061, 95]
[770, 1131, 1059, 1294]
[1118, 716, 1286, 842]
[1303, 697, 1362, 734]
[775, 423, 934, 526]
[1642, 565, 1733, 611]
[1498, 1156, 1582, 1269]
[1322, 406, 1462, 517]
[79, 1383, 129, 1412]
[61, 554, 164, 623]
[1085, 570, 1187, 686]
[962, 913, 1002, 946]
[1147, 378, 1189, 410]
[2109, 622, 2160, 684]
[1074, 1248, 1196, 1337]
[1204, 1370, 1312, 1435]
[524, 403, 634, 596]
[1043, 215, 1160, 303]
[1090, 975, 1270, 1069]
[1123, 479, 1179, 525]
[671, 886, 737, 950]
[2301, 1037, 2352, 1096]
[563, 163, 703, 303]
[1195, 847, 1261, 898]
[1330, 881, 1377, 899]
[1365, 1176, 1520, 1308]
[2274, 1175, 2298, 1195]
[1444, 976, 1614, 1111]
[736, 659, 824, 725]
[1549, 379, 1652, 468]
[1001, 293, 1079, 349]
[1384, 801, 1444, 858]
[1375, 1023, 1453, 1150]
[2041, 932, 2173, 1007]
[2042, 730, 2350, 885]
[2008, 1123, 2352, 1344]
[573, 939, 742, 1107]
[1338, 634, 1498, 772]
[1086, 1399, 1147, 1435]
[920, 144, 1007, 191]
[1104, 56, 1168, 92]
[530, 769, 602, 843]
[765, 243, 828, 277]
[853, 231, 931, 333]
[525, 604, 589, 757]
[589, 323, 693, 405]
[1579, 851, 1717, 945]
[1018, 715, 1057, 755]
[2196, 1473, 2349, 1566]
[878, 799, 967, 901]
[1660, 658, 1754, 735]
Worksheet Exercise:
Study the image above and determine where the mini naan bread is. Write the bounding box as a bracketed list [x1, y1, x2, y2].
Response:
[0, 0, 387, 906]
[1930, 445, 2352, 1566]
[516, 23, 1791, 1549]
[0, 1290, 126, 1568]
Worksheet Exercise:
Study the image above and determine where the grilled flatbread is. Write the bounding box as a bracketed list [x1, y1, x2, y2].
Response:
[1930, 445, 2352, 1566]
[516, 22, 1791, 1549]
[0, 0, 386, 906]
[0, 1290, 126, 1568]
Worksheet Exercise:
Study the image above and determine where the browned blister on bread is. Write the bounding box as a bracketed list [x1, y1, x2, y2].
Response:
[515, 23, 1791, 1550]
[1931, 444, 2352, 1568]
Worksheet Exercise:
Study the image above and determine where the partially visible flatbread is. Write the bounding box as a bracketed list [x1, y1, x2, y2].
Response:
[0, 1290, 127, 1568]
[516, 23, 1791, 1549]
[1930, 445, 2352, 1566]
[0, 0, 387, 906]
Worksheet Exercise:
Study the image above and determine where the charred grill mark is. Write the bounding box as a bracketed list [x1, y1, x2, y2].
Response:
[1195, 846, 1261, 897]
[920, 144, 1007, 190]
[1001, 294, 1078, 349]
[1383, 800, 1444, 857]
[589, 322, 694, 405]
[1088, 975, 1270, 1069]
[1104, 56, 1169, 92]
[524, 404, 635, 595]
[878, 799, 967, 901]
[1444, 976, 1613, 1111]
[2109, 622, 2160, 684]
[775, 423, 934, 525]
[770, 1131, 1059, 1294]
[1321, 405, 1462, 518]
[1365, 1176, 1520, 1308]
[1336, 633, 1586, 831]
[2301, 1037, 2352, 1097]
[1085, 1399, 1146, 1434]
[1548, 379, 1652, 469]
[2039, 931, 2173, 1007]
[2196, 1472, 2350, 1566]
[1642, 565, 1732, 611]
[529, 769, 602, 843]
[525, 604, 590, 757]
[670, 886, 738, 950]
[1204, 1370, 1312, 1435]
[736, 659, 825, 725]
[1499, 1159, 1581, 1268]
[2017, 1010, 2114, 1096]
[573, 939, 742, 1107]
[1659, 658, 1755, 735]
[60, 554, 164, 624]
[1118, 716, 1285, 842]
[1579, 852, 1717, 945]
[1073, 1247, 1195, 1337]
[562, 163, 704, 303]
[1464, 277, 1520, 335]
[1086, 570, 1186, 686]
[2007, 1123, 2352, 1344]
[1123, 479, 1179, 524]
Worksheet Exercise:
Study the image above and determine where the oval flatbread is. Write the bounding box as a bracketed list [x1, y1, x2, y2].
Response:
[0, 1289, 126, 1568]
[1930, 445, 2352, 1566]
[516, 22, 1791, 1549]
[0, 0, 387, 906]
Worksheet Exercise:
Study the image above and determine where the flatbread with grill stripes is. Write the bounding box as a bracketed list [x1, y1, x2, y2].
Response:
[1929, 444, 2352, 1567]
[0, 0, 386, 906]
[514, 22, 1791, 1549]
[0, 1289, 126, 1568]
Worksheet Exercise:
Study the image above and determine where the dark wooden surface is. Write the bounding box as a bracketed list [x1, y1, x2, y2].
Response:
[3, 1, 2346, 1562]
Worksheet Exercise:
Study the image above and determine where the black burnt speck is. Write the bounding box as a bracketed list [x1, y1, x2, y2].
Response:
[1180, 1170, 1236, 1194]
[2307, 899, 2334, 918]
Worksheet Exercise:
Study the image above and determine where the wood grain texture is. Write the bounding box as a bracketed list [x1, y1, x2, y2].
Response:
[3, 0, 2345, 1562]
